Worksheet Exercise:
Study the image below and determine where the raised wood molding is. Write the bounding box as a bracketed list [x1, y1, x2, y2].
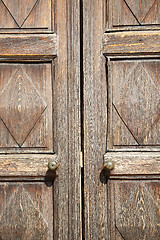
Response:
[0, 154, 58, 177]
[103, 31, 160, 56]
[0, 34, 57, 57]
[104, 152, 160, 175]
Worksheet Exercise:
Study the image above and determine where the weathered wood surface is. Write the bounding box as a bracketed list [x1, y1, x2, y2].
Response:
[108, 0, 160, 30]
[109, 180, 160, 239]
[108, 59, 160, 149]
[0, 0, 53, 32]
[54, 0, 81, 239]
[0, 154, 57, 176]
[0, 34, 57, 57]
[103, 31, 160, 55]
[83, 0, 108, 239]
[0, 63, 53, 152]
[104, 152, 160, 175]
[0, 182, 54, 239]
[85, 0, 160, 239]
[0, 0, 81, 239]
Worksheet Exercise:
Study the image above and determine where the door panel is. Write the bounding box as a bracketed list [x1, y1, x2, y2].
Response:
[110, 180, 160, 240]
[0, 182, 53, 239]
[0, 63, 53, 152]
[0, 0, 53, 32]
[108, 59, 160, 149]
[0, 0, 81, 239]
[84, 0, 160, 239]
[108, 0, 160, 31]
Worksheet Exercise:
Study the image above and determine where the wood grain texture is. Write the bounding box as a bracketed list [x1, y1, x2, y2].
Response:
[103, 2, 160, 239]
[104, 152, 160, 175]
[0, 182, 54, 239]
[0, 154, 57, 177]
[0, 63, 53, 152]
[0, 34, 57, 57]
[103, 31, 160, 55]
[0, 1, 81, 239]
[54, 0, 81, 239]
[110, 180, 160, 239]
[83, 0, 108, 239]
[108, 0, 160, 30]
[109, 59, 160, 149]
[0, 0, 53, 32]
[0, 1, 57, 238]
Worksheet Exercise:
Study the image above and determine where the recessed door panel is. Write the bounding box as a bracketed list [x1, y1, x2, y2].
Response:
[0, 182, 54, 240]
[108, 0, 160, 30]
[110, 180, 160, 240]
[109, 59, 160, 149]
[0, 0, 53, 32]
[0, 63, 53, 152]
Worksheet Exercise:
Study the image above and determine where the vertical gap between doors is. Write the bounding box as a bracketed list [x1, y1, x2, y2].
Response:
[80, 0, 85, 239]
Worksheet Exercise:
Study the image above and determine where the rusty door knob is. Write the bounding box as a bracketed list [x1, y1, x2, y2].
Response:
[48, 161, 58, 171]
[104, 160, 114, 171]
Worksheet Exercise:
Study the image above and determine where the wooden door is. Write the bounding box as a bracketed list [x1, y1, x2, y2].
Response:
[83, 0, 160, 239]
[0, 0, 81, 239]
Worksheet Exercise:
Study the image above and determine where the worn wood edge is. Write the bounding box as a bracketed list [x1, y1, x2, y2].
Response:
[107, 175, 160, 180]
[103, 31, 160, 55]
[106, 26, 160, 33]
[0, 154, 58, 177]
[0, 34, 57, 57]
[104, 152, 160, 175]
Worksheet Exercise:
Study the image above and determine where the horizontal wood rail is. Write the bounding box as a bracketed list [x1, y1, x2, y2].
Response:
[103, 31, 160, 56]
[0, 154, 58, 177]
[0, 34, 57, 57]
[104, 152, 160, 175]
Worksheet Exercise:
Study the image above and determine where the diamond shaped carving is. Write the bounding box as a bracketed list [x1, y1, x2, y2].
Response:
[0, 186, 48, 239]
[0, 65, 47, 147]
[123, 0, 157, 24]
[2, 0, 39, 27]
[113, 63, 160, 144]
[116, 184, 160, 240]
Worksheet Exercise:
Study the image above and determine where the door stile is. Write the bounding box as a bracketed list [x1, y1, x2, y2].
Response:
[83, 0, 108, 239]
[55, 0, 81, 239]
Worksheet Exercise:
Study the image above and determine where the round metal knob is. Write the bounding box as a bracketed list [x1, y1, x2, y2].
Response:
[104, 160, 114, 171]
[48, 161, 58, 171]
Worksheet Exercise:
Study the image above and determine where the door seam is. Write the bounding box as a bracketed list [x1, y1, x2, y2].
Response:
[80, 0, 85, 239]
